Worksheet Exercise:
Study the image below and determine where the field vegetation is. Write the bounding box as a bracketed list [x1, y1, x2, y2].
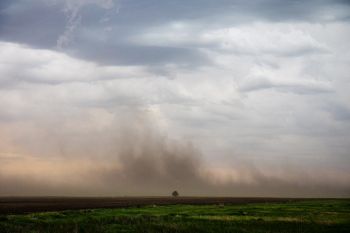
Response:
[0, 199, 349, 233]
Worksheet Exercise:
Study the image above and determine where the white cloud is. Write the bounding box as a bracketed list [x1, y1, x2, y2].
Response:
[1, 0, 350, 195]
[0, 16, 350, 195]
[201, 23, 329, 56]
[135, 22, 329, 56]
[0, 42, 150, 85]
[1, 36, 349, 162]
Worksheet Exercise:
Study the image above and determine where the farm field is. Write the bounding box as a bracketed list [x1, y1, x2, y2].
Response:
[0, 199, 349, 233]
[0, 197, 308, 214]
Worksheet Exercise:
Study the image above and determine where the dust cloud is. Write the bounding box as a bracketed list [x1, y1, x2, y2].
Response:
[0, 110, 349, 197]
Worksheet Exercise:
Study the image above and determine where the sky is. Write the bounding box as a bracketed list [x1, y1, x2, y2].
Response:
[0, 0, 350, 197]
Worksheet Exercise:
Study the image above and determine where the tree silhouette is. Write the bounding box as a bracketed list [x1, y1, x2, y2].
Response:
[172, 190, 179, 197]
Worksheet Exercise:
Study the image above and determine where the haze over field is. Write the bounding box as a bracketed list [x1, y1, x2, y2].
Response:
[0, 0, 350, 197]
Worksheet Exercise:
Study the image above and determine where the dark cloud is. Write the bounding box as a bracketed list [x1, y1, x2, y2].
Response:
[0, 1, 65, 48]
[239, 77, 333, 95]
[70, 42, 210, 66]
[107, 0, 350, 25]
[326, 103, 350, 121]
[1, 0, 349, 66]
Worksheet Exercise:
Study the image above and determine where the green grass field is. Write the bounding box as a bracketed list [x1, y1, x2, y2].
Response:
[1, 200, 349, 233]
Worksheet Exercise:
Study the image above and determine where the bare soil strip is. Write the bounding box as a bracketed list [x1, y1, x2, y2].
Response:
[0, 197, 326, 214]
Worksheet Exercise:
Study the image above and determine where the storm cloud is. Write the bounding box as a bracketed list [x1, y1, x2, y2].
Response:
[0, 0, 350, 197]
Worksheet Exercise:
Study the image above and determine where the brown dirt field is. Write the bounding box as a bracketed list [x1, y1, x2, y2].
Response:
[0, 197, 321, 214]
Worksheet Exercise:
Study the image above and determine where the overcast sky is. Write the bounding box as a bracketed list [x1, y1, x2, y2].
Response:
[0, 0, 350, 197]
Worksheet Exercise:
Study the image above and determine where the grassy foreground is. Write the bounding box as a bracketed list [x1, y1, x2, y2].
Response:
[0, 200, 349, 233]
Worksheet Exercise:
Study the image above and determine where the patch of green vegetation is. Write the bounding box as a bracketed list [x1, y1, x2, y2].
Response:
[0, 200, 349, 233]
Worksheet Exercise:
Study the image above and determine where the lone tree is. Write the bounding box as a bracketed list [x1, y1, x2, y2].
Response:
[172, 190, 179, 197]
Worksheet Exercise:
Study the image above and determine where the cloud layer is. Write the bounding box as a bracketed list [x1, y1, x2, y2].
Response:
[0, 0, 350, 197]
